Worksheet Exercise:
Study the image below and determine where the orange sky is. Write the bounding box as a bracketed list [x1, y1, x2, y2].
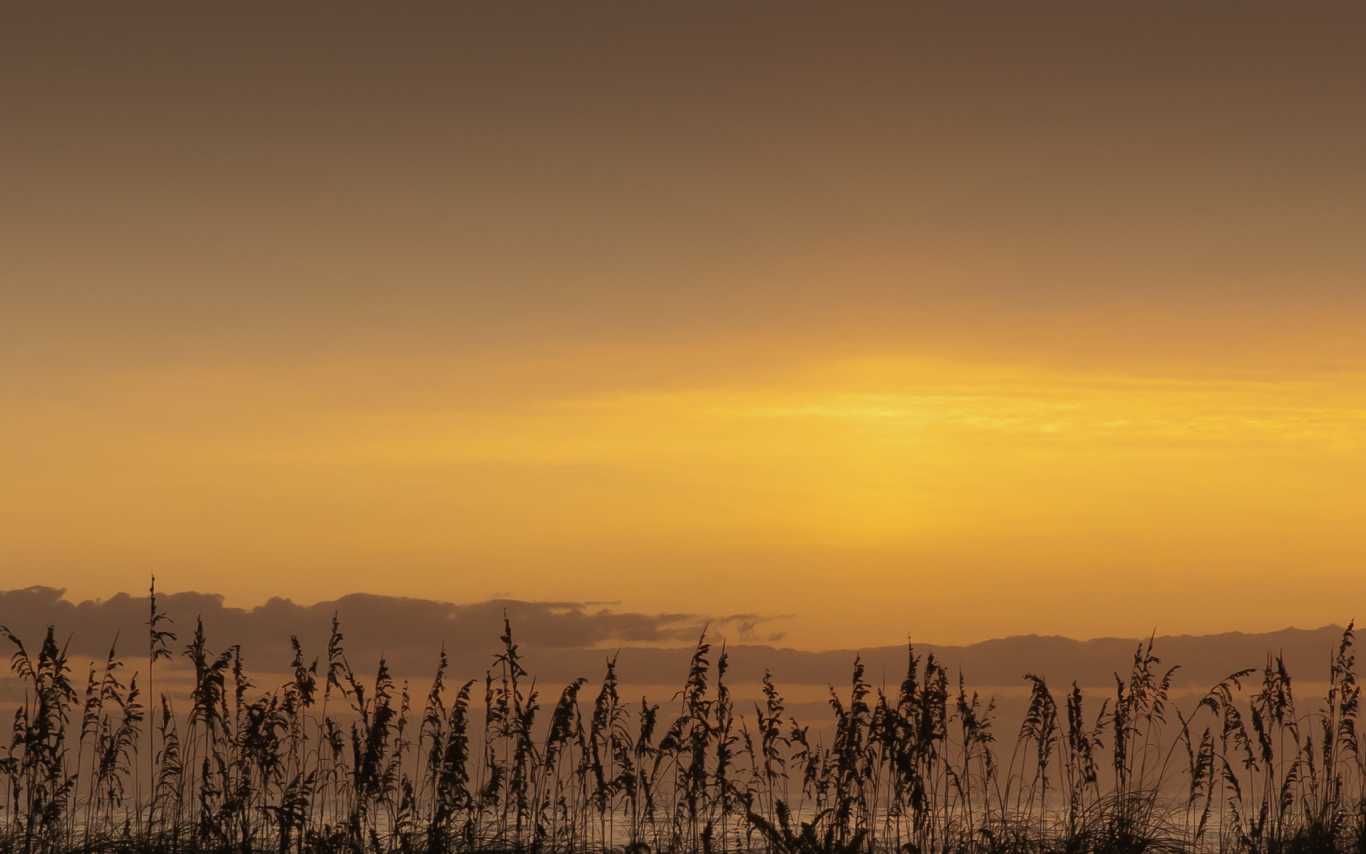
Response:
[3, 4, 1365, 648]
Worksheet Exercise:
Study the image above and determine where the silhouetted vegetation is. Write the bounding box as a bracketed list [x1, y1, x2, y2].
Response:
[2, 584, 1363, 852]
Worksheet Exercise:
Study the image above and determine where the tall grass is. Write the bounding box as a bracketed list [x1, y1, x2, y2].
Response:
[1, 603, 1363, 853]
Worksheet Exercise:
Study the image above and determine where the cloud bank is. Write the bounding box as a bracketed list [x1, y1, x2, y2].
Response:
[0, 587, 1352, 698]
[0, 586, 776, 683]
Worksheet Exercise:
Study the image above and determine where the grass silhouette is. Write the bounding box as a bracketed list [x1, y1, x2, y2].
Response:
[1, 585, 1363, 853]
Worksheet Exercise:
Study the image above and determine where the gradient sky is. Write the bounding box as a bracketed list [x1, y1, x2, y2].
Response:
[4, 4, 1366, 648]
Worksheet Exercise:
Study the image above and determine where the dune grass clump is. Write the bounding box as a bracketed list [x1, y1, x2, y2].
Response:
[1, 586, 1363, 853]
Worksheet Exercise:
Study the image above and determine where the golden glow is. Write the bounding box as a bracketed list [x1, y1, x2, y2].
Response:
[6, 4, 1366, 648]
[6, 341, 1364, 648]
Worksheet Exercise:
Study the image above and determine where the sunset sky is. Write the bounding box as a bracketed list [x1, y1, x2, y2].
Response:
[4, 4, 1365, 649]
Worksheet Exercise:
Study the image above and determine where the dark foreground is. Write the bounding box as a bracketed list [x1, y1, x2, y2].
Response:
[3, 596, 1364, 853]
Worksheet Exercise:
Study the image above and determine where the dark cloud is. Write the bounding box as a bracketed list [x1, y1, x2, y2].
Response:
[0, 587, 1350, 697]
[0, 586, 775, 683]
